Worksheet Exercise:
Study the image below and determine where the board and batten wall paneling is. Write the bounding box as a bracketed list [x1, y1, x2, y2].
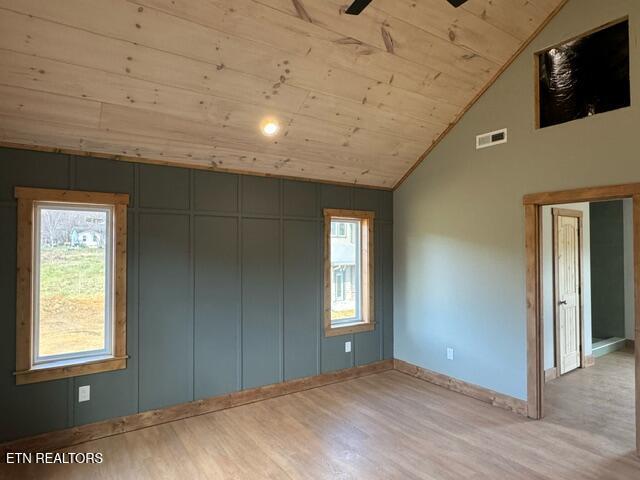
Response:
[242, 217, 282, 389]
[194, 171, 239, 214]
[194, 216, 241, 399]
[0, 147, 392, 443]
[242, 176, 281, 216]
[283, 220, 320, 381]
[139, 164, 191, 210]
[0, 149, 71, 199]
[283, 180, 318, 218]
[0, 203, 70, 440]
[0, 150, 71, 441]
[74, 157, 136, 197]
[139, 213, 193, 411]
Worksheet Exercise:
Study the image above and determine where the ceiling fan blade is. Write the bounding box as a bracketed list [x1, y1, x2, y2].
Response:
[446, 0, 469, 6]
[345, 0, 373, 15]
[345, 0, 466, 17]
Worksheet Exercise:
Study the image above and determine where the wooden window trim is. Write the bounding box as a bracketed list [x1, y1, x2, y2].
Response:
[14, 187, 129, 385]
[323, 208, 375, 337]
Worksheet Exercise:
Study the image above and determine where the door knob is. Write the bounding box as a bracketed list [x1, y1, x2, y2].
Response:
[558, 300, 567, 305]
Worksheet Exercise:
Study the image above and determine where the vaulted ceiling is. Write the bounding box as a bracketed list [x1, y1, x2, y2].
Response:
[0, 0, 565, 188]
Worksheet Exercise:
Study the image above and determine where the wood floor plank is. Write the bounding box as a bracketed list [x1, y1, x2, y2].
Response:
[2, 350, 637, 479]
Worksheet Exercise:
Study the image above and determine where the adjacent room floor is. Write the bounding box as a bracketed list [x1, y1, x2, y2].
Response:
[544, 349, 636, 463]
[3, 352, 639, 480]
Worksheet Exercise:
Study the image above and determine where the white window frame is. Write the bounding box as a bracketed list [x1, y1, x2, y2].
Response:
[330, 219, 362, 326]
[32, 202, 115, 367]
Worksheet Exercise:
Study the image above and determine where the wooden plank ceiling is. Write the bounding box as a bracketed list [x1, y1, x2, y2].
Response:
[0, 0, 565, 188]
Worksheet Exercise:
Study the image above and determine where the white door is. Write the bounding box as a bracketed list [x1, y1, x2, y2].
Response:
[555, 212, 582, 375]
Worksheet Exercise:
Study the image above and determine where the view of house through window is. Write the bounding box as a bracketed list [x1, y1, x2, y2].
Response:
[330, 219, 361, 324]
[34, 203, 113, 363]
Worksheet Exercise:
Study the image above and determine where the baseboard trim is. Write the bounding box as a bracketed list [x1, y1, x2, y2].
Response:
[393, 359, 528, 417]
[584, 354, 596, 367]
[1, 358, 537, 454]
[1, 359, 393, 455]
[545, 367, 559, 382]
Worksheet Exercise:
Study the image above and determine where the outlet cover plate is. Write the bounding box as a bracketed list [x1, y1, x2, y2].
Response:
[78, 385, 90, 403]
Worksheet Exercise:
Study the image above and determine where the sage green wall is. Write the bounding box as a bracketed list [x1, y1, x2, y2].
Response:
[623, 198, 636, 340]
[394, 0, 639, 399]
[0, 148, 393, 443]
[590, 201, 625, 339]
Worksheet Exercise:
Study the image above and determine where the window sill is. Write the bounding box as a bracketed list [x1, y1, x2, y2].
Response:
[324, 321, 375, 337]
[14, 355, 128, 385]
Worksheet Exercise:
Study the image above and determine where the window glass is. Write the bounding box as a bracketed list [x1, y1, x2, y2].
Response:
[538, 20, 629, 128]
[330, 219, 361, 324]
[34, 203, 113, 363]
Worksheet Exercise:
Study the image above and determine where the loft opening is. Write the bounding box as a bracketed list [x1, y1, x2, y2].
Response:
[536, 18, 630, 128]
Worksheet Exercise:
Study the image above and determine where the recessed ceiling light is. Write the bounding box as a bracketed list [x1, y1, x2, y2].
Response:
[260, 118, 280, 137]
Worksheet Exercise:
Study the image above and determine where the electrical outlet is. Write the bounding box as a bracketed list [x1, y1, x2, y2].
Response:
[345, 341, 352, 353]
[78, 385, 90, 403]
[446, 347, 454, 361]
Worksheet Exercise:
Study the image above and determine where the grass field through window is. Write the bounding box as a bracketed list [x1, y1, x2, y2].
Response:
[38, 246, 106, 357]
[331, 309, 356, 320]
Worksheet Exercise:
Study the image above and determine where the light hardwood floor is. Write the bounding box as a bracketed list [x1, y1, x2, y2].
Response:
[2, 351, 638, 479]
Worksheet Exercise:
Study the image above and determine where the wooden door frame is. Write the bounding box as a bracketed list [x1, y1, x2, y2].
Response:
[524, 183, 640, 456]
[552, 208, 585, 375]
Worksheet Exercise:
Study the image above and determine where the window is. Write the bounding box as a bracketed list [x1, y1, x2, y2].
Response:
[536, 19, 629, 128]
[324, 209, 374, 336]
[14, 187, 128, 384]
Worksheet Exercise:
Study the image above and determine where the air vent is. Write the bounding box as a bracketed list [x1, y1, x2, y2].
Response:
[476, 128, 507, 150]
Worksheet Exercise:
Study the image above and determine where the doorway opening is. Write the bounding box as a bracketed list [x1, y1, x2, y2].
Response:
[524, 184, 640, 456]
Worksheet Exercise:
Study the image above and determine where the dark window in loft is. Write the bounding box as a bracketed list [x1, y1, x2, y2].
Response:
[537, 20, 629, 128]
